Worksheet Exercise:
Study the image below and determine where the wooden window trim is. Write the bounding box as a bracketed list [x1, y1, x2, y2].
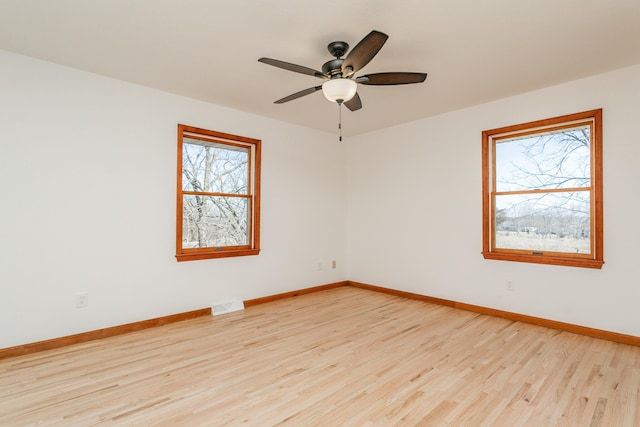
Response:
[176, 124, 261, 262]
[482, 109, 603, 269]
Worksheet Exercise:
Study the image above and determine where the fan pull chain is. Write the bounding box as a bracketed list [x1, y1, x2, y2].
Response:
[338, 102, 343, 142]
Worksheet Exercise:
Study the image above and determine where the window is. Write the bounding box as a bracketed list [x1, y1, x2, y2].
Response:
[176, 124, 261, 261]
[482, 109, 603, 268]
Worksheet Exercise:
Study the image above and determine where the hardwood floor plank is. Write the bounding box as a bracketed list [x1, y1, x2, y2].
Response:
[1, 286, 639, 425]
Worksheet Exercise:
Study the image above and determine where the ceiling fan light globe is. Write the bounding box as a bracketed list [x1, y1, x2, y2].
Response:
[322, 78, 357, 103]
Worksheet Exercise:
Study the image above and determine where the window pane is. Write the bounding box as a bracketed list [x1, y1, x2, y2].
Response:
[494, 192, 590, 253]
[182, 195, 249, 248]
[495, 126, 591, 192]
[182, 140, 249, 194]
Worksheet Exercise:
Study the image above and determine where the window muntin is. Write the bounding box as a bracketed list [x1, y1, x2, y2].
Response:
[176, 125, 260, 261]
[482, 110, 603, 268]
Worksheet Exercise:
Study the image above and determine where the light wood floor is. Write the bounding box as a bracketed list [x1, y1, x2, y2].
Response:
[1, 287, 639, 426]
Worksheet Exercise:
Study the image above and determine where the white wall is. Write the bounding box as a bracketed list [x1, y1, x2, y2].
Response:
[0, 50, 347, 348]
[347, 64, 640, 336]
[2, 48, 638, 349]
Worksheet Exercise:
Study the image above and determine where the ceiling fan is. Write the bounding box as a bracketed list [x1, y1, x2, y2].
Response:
[258, 30, 427, 112]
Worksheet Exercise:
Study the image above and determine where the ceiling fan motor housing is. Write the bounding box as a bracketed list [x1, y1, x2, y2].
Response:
[322, 58, 345, 77]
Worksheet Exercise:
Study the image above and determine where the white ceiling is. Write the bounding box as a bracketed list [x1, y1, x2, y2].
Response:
[1, 0, 639, 137]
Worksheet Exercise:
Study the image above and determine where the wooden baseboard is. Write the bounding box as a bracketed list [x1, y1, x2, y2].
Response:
[4, 279, 637, 360]
[348, 281, 457, 308]
[244, 281, 348, 307]
[0, 308, 211, 360]
[347, 281, 640, 347]
[0, 282, 348, 360]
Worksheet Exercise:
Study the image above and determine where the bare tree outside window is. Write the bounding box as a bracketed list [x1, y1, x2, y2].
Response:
[182, 140, 249, 248]
[482, 110, 603, 269]
[494, 126, 591, 253]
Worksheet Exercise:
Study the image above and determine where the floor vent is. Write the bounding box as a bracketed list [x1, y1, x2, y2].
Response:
[212, 299, 244, 316]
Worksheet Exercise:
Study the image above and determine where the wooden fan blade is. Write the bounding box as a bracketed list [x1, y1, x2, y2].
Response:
[274, 85, 323, 104]
[342, 30, 388, 77]
[344, 92, 362, 111]
[258, 58, 328, 79]
[358, 72, 427, 85]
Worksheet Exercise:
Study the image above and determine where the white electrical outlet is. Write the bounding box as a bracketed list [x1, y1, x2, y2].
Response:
[505, 280, 515, 291]
[76, 292, 89, 308]
[332, 260, 337, 269]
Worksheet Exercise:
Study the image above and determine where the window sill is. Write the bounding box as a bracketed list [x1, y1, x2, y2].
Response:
[482, 252, 604, 269]
[176, 248, 260, 262]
